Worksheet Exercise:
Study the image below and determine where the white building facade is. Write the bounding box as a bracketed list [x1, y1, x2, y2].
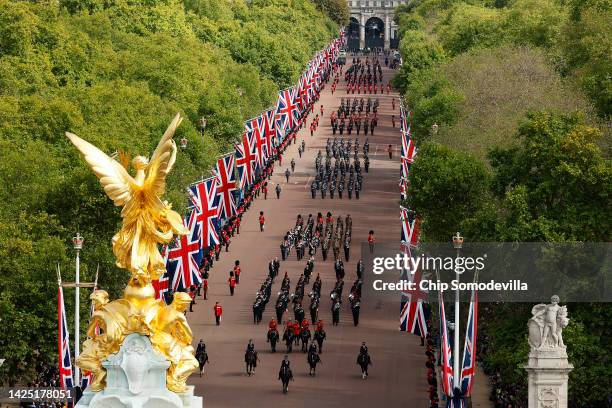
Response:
[346, 0, 410, 50]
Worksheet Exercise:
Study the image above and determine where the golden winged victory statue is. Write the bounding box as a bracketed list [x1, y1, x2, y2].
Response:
[67, 114, 198, 394]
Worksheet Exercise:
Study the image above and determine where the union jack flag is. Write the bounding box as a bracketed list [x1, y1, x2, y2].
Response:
[400, 105, 411, 133]
[235, 131, 256, 189]
[57, 286, 74, 389]
[399, 178, 408, 201]
[262, 108, 276, 155]
[275, 87, 299, 137]
[399, 255, 429, 337]
[189, 177, 220, 247]
[167, 210, 203, 291]
[400, 206, 421, 248]
[152, 272, 170, 302]
[214, 154, 237, 219]
[460, 289, 478, 397]
[439, 288, 454, 397]
[401, 132, 417, 179]
[246, 115, 267, 169]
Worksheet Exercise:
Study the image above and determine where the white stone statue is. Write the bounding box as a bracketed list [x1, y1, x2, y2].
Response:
[528, 295, 569, 351]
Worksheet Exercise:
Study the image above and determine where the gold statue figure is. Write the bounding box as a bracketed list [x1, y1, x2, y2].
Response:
[69, 114, 198, 393]
[66, 113, 188, 283]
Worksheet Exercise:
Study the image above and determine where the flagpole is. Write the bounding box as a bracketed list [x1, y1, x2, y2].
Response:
[72, 233, 84, 384]
[452, 232, 464, 389]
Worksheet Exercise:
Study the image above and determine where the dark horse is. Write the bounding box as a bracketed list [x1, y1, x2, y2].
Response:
[245, 349, 258, 376]
[279, 364, 293, 394]
[357, 352, 372, 379]
[267, 328, 279, 353]
[300, 328, 311, 352]
[307, 348, 321, 376]
[283, 329, 294, 353]
[195, 348, 209, 376]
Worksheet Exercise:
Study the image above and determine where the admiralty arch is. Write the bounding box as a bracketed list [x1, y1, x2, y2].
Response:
[346, 0, 410, 50]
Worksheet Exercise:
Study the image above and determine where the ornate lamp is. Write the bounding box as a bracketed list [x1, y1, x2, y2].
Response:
[431, 122, 439, 135]
[452, 232, 463, 249]
[198, 117, 207, 132]
[73, 232, 84, 251]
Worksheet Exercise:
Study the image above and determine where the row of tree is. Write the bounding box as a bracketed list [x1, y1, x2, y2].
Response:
[0, 0, 337, 384]
[393, 1, 610, 406]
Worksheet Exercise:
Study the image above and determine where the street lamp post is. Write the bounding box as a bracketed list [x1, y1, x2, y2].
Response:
[72, 232, 84, 383]
[452, 232, 464, 389]
[431, 122, 439, 136]
[198, 117, 207, 143]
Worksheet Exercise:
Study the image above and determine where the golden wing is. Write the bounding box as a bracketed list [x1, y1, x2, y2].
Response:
[66, 132, 136, 206]
[144, 113, 183, 196]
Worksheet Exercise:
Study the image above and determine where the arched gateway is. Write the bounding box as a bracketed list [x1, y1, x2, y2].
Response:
[345, 0, 408, 50]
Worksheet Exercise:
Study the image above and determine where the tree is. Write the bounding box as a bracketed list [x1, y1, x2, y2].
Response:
[489, 111, 612, 242]
[404, 142, 491, 242]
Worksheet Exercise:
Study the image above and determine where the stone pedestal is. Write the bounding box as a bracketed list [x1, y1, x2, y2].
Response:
[524, 348, 573, 408]
[77, 334, 203, 408]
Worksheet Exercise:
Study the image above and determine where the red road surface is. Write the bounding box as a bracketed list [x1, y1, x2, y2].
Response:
[187, 57, 428, 407]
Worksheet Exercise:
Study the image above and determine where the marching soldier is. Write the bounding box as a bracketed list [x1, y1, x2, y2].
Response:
[344, 234, 351, 262]
[337, 179, 344, 199]
[321, 179, 327, 199]
[329, 179, 336, 199]
[347, 180, 353, 199]
[310, 180, 318, 199]
[332, 235, 341, 261]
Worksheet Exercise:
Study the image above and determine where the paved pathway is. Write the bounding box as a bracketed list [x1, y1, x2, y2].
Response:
[186, 60, 429, 407]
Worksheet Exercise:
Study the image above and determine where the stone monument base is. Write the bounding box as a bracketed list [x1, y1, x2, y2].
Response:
[524, 348, 573, 408]
[76, 333, 202, 408]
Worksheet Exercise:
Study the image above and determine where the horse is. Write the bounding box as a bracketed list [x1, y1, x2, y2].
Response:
[245, 349, 258, 376]
[300, 328, 312, 352]
[307, 349, 321, 376]
[283, 329, 294, 353]
[195, 348, 209, 377]
[279, 365, 293, 394]
[357, 352, 371, 379]
[267, 328, 279, 353]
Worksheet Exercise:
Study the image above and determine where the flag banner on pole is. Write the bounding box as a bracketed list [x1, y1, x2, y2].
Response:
[439, 287, 454, 397]
[166, 209, 204, 292]
[246, 115, 267, 169]
[400, 206, 421, 248]
[460, 289, 478, 397]
[188, 177, 220, 248]
[235, 131, 256, 189]
[401, 132, 417, 179]
[262, 108, 276, 155]
[400, 104, 411, 134]
[399, 178, 408, 201]
[213, 153, 237, 219]
[58, 286, 74, 389]
[399, 251, 429, 337]
[275, 87, 299, 136]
